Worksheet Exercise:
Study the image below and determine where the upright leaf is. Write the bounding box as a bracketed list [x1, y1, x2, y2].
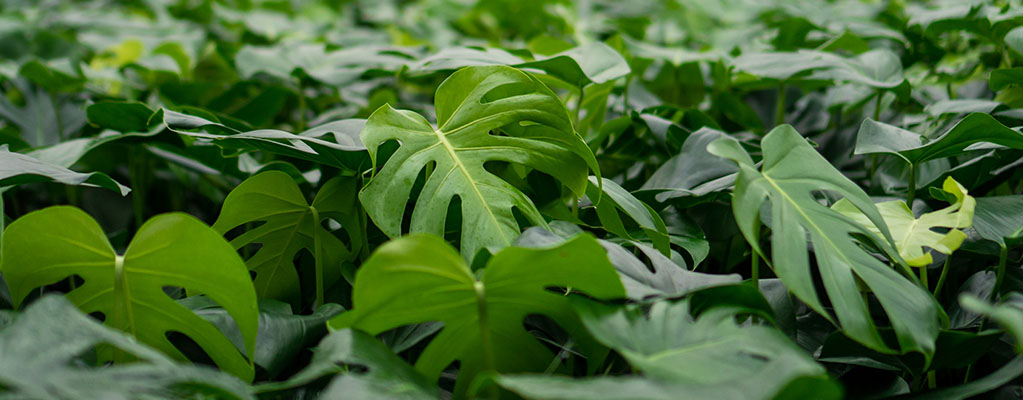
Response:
[328, 234, 625, 397]
[1, 207, 259, 381]
[709, 125, 942, 360]
[213, 171, 362, 307]
[359, 65, 598, 259]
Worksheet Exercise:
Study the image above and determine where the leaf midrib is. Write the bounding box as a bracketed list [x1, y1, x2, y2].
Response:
[432, 126, 508, 244]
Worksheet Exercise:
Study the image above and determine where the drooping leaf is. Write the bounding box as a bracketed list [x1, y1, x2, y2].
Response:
[515, 226, 740, 301]
[708, 124, 942, 360]
[236, 43, 416, 86]
[903, 356, 1023, 400]
[0, 145, 130, 195]
[359, 65, 598, 259]
[0, 295, 253, 400]
[256, 328, 437, 399]
[959, 293, 1023, 353]
[327, 233, 625, 397]
[158, 109, 368, 172]
[832, 177, 976, 267]
[1, 206, 259, 381]
[497, 300, 841, 400]
[212, 171, 362, 307]
[855, 113, 1023, 166]
[639, 127, 738, 204]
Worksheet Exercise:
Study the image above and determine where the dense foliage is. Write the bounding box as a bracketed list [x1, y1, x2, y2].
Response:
[1, 0, 1022, 399]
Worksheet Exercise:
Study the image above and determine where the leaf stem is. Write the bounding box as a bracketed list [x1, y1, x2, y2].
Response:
[129, 147, 147, 231]
[474, 280, 498, 398]
[775, 83, 786, 126]
[919, 265, 928, 291]
[933, 255, 951, 297]
[873, 90, 882, 121]
[990, 245, 1008, 303]
[296, 79, 307, 132]
[50, 92, 64, 142]
[574, 86, 586, 127]
[906, 163, 917, 207]
[310, 206, 324, 308]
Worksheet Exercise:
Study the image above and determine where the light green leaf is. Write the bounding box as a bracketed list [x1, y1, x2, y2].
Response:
[236, 43, 416, 86]
[833, 177, 975, 267]
[959, 293, 1023, 353]
[1005, 26, 1023, 55]
[855, 113, 1023, 165]
[709, 124, 942, 360]
[213, 171, 362, 307]
[359, 65, 598, 259]
[0, 145, 130, 195]
[1, 206, 258, 381]
[0, 295, 253, 400]
[497, 300, 841, 400]
[411, 43, 630, 87]
[327, 234, 625, 397]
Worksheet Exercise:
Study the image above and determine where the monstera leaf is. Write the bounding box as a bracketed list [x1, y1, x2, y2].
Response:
[213, 171, 362, 307]
[359, 65, 598, 259]
[327, 233, 625, 397]
[1, 206, 259, 381]
[833, 177, 975, 267]
[708, 124, 942, 360]
[0, 295, 253, 400]
[856, 113, 1023, 166]
[498, 300, 840, 400]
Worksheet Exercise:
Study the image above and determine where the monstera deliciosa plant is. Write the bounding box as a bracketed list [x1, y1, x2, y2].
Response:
[0, 1, 1021, 399]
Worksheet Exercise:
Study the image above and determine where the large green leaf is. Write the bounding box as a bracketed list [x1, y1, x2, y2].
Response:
[256, 328, 437, 398]
[832, 177, 976, 267]
[497, 300, 841, 400]
[212, 171, 362, 307]
[0, 295, 253, 400]
[1, 206, 259, 381]
[972, 195, 1023, 247]
[236, 43, 415, 86]
[359, 65, 598, 259]
[708, 124, 942, 360]
[0, 145, 130, 195]
[855, 113, 1023, 166]
[327, 233, 625, 397]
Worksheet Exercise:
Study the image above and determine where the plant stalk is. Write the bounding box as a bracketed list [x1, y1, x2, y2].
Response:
[990, 245, 1008, 303]
[475, 281, 499, 398]
[574, 86, 586, 127]
[775, 83, 786, 126]
[933, 255, 951, 297]
[906, 163, 917, 207]
[50, 92, 64, 142]
[873, 90, 882, 121]
[296, 79, 307, 132]
[310, 206, 324, 308]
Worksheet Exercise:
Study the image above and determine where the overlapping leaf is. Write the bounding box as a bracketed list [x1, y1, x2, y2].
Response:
[213, 171, 362, 307]
[833, 177, 976, 266]
[709, 124, 942, 359]
[328, 233, 625, 397]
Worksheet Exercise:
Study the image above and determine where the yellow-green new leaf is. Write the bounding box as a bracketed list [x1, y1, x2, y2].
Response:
[833, 177, 975, 267]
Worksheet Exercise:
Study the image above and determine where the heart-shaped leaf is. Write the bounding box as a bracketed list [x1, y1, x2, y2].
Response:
[327, 233, 625, 397]
[359, 65, 598, 259]
[709, 124, 942, 360]
[1, 206, 259, 381]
